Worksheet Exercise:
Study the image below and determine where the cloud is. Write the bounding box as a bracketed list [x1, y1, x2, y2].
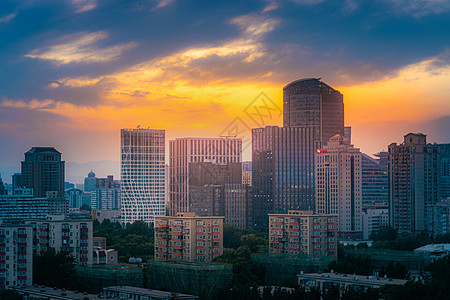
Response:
[152, 0, 176, 11]
[0, 98, 57, 110]
[387, 0, 450, 16]
[25, 31, 137, 65]
[290, 0, 327, 5]
[71, 0, 97, 13]
[166, 94, 191, 100]
[0, 12, 17, 23]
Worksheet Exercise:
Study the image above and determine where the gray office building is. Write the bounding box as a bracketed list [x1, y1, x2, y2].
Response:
[283, 78, 344, 146]
[362, 154, 388, 208]
[252, 126, 318, 231]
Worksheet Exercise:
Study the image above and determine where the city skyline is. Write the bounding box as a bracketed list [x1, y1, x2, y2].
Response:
[0, 0, 449, 171]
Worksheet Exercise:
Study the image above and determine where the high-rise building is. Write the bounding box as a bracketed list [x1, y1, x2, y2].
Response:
[65, 188, 84, 212]
[0, 223, 33, 289]
[91, 187, 121, 210]
[169, 137, 242, 216]
[252, 126, 318, 231]
[438, 144, 450, 200]
[268, 210, 337, 257]
[362, 208, 389, 239]
[121, 128, 166, 225]
[315, 134, 363, 239]
[430, 199, 450, 236]
[388, 133, 440, 234]
[154, 212, 223, 262]
[21, 147, 65, 198]
[224, 183, 252, 230]
[84, 171, 97, 192]
[0, 174, 6, 195]
[361, 154, 388, 208]
[242, 161, 252, 185]
[283, 78, 344, 146]
[188, 162, 241, 217]
[12, 173, 23, 195]
[25, 214, 93, 265]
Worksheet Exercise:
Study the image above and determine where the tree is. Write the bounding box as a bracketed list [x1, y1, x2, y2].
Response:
[33, 248, 77, 289]
[0, 290, 21, 300]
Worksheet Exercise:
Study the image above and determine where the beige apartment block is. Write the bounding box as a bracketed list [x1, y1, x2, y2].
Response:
[155, 212, 223, 262]
[269, 210, 337, 258]
[25, 215, 93, 265]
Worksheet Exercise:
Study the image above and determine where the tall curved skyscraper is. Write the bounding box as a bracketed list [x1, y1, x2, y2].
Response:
[283, 78, 344, 147]
[121, 128, 165, 225]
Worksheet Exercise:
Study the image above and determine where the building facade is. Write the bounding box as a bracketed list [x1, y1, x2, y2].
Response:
[0, 223, 33, 289]
[21, 147, 65, 198]
[362, 208, 389, 239]
[242, 161, 252, 185]
[224, 183, 252, 230]
[361, 154, 388, 209]
[252, 126, 318, 231]
[65, 188, 84, 212]
[121, 128, 166, 225]
[269, 210, 337, 257]
[0, 195, 68, 221]
[388, 133, 440, 234]
[169, 137, 242, 216]
[315, 135, 363, 239]
[430, 199, 450, 236]
[439, 144, 450, 200]
[155, 212, 223, 262]
[25, 215, 93, 265]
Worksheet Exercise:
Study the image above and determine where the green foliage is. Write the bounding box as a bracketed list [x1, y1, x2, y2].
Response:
[33, 248, 77, 289]
[93, 219, 154, 262]
[223, 224, 268, 253]
[369, 227, 397, 241]
[0, 290, 21, 300]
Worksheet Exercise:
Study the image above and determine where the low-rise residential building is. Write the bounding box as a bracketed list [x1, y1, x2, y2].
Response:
[155, 212, 223, 262]
[269, 210, 338, 258]
[93, 248, 118, 265]
[103, 286, 199, 300]
[14, 286, 99, 299]
[25, 215, 93, 265]
[0, 223, 33, 289]
[362, 208, 389, 239]
[298, 272, 407, 291]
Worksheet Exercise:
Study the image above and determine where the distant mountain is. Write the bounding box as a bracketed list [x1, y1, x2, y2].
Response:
[0, 160, 120, 185]
[66, 160, 120, 184]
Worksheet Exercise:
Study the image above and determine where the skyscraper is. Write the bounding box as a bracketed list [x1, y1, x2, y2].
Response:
[361, 154, 388, 208]
[283, 78, 344, 146]
[438, 143, 450, 200]
[388, 133, 440, 234]
[121, 128, 166, 225]
[252, 126, 318, 231]
[21, 147, 65, 198]
[169, 137, 242, 216]
[84, 170, 97, 192]
[315, 134, 363, 239]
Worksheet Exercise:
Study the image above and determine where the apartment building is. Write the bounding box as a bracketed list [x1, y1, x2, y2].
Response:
[155, 213, 223, 262]
[269, 210, 337, 258]
[25, 215, 93, 265]
[0, 223, 33, 289]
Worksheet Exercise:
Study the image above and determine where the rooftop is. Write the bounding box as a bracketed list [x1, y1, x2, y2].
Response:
[298, 272, 407, 287]
[14, 286, 98, 300]
[25, 147, 61, 154]
[414, 244, 450, 253]
[104, 286, 198, 299]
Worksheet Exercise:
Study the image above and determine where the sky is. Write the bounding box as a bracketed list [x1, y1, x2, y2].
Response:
[0, 0, 449, 180]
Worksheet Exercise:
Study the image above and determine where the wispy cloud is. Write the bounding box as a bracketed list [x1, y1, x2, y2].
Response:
[0, 13, 17, 24]
[0, 98, 56, 110]
[387, 0, 450, 16]
[71, 0, 97, 13]
[25, 31, 137, 65]
[152, 0, 176, 11]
